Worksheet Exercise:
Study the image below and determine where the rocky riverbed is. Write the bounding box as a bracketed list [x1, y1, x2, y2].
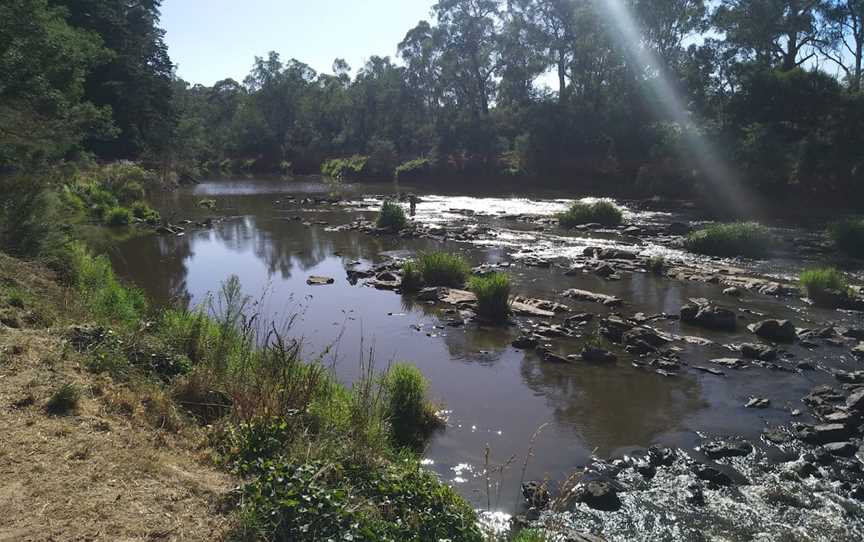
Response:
[114, 177, 864, 539]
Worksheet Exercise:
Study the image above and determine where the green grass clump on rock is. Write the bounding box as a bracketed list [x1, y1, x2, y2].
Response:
[400, 260, 423, 291]
[800, 267, 853, 307]
[558, 200, 623, 228]
[384, 363, 442, 448]
[469, 272, 512, 323]
[417, 252, 470, 287]
[684, 222, 773, 258]
[828, 218, 864, 258]
[376, 201, 407, 231]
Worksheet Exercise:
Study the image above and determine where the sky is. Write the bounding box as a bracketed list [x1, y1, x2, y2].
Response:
[160, 0, 437, 86]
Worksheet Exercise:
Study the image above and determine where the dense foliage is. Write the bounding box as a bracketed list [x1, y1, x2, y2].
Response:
[4, 1, 864, 208]
[684, 222, 774, 258]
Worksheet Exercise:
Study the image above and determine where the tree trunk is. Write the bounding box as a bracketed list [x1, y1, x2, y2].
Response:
[557, 49, 568, 106]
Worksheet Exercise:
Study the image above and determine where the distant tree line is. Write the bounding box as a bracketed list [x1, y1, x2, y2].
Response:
[3, 0, 864, 203]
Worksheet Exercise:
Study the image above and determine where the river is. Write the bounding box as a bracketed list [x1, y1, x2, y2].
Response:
[109, 176, 864, 540]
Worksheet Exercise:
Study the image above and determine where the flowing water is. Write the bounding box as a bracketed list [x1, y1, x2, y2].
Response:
[110, 176, 864, 540]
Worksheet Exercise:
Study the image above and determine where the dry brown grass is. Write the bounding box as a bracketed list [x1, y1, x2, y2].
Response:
[0, 254, 234, 541]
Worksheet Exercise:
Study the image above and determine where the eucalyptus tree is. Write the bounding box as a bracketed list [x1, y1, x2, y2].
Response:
[712, 0, 829, 71]
[820, 0, 864, 90]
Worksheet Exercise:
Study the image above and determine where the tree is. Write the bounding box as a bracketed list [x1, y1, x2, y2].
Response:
[52, 0, 177, 159]
[820, 0, 864, 90]
[0, 0, 111, 170]
[713, 0, 828, 71]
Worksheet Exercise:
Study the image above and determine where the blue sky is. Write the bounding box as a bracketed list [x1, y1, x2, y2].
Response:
[161, 0, 436, 85]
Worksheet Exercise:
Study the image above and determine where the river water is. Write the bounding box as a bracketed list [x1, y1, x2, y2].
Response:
[109, 176, 864, 540]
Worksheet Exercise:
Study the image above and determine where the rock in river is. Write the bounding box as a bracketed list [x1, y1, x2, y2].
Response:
[702, 440, 753, 459]
[307, 275, 335, 285]
[576, 480, 622, 511]
[563, 289, 622, 307]
[680, 300, 737, 331]
[581, 346, 618, 363]
[749, 319, 798, 343]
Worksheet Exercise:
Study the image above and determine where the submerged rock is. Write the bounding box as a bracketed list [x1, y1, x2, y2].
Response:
[702, 440, 753, 459]
[581, 346, 618, 363]
[739, 343, 778, 361]
[512, 335, 540, 350]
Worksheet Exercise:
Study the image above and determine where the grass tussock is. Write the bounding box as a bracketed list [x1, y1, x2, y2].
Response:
[414, 251, 470, 288]
[71, 243, 147, 328]
[800, 267, 853, 307]
[558, 200, 623, 228]
[684, 222, 773, 258]
[513, 529, 548, 542]
[45, 383, 80, 415]
[469, 272, 512, 324]
[400, 260, 423, 292]
[384, 363, 442, 448]
[376, 200, 408, 231]
[828, 218, 864, 258]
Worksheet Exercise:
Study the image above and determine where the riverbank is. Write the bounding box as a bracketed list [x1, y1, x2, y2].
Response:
[0, 246, 483, 541]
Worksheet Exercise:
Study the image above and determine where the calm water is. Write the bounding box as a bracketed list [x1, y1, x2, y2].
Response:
[110, 177, 862, 520]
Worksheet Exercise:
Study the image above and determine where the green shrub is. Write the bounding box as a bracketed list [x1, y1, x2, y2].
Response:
[417, 252, 470, 287]
[401, 260, 424, 292]
[647, 255, 667, 275]
[513, 529, 548, 542]
[104, 206, 132, 227]
[558, 200, 623, 228]
[394, 157, 432, 181]
[198, 198, 217, 209]
[469, 273, 512, 323]
[71, 243, 147, 327]
[829, 218, 864, 258]
[321, 155, 369, 180]
[114, 181, 145, 205]
[130, 201, 161, 224]
[383, 363, 441, 448]
[684, 222, 773, 258]
[45, 383, 80, 415]
[376, 201, 407, 231]
[0, 177, 59, 257]
[800, 267, 853, 307]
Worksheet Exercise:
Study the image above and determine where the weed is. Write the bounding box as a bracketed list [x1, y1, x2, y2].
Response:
[558, 200, 623, 228]
[376, 200, 407, 231]
[417, 252, 470, 287]
[647, 255, 667, 275]
[800, 267, 853, 307]
[45, 383, 80, 415]
[105, 206, 133, 227]
[829, 218, 864, 258]
[401, 260, 424, 292]
[469, 273, 512, 323]
[384, 363, 441, 448]
[684, 222, 774, 258]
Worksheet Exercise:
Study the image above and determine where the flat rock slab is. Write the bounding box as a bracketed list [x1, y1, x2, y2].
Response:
[440, 289, 478, 305]
[563, 289, 622, 307]
[307, 276, 335, 285]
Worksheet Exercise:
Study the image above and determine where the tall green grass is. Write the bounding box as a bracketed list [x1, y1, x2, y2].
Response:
[800, 267, 852, 307]
[558, 200, 623, 228]
[376, 200, 407, 231]
[829, 218, 864, 258]
[684, 222, 773, 258]
[384, 363, 442, 448]
[416, 252, 470, 287]
[469, 272, 512, 323]
[71, 243, 147, 327]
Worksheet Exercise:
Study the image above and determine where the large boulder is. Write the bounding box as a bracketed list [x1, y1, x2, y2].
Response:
[749, 319, 798, 343]
[576, 480, 622, 511]
[680, 301, 737, 331]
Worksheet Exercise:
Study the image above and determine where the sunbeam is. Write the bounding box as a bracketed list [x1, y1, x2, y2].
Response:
[597, 0, 757, 217]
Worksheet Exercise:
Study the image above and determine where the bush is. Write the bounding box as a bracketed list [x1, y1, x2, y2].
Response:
[321, 155, 369, 180]
[469, 273, 512, 323]
[105, 206, 132, 227]
[0, 177, 58, 257]
[800, 267, 852, 307]
[829, 218, 864, 258]
[376, 201, 407, 231]
[395, 157, 432, 181]
[130, 201, 161, 224]
[401, 260, 424, 292]
[71, 243, 147, 327]
[513, 529, 548, 542]
[684, 222, 774, 258]
[45, 383, 80, 415]
[558, 200, 623, 228]
[417, 252, 470, 287]
[383, 363, 441, 448]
